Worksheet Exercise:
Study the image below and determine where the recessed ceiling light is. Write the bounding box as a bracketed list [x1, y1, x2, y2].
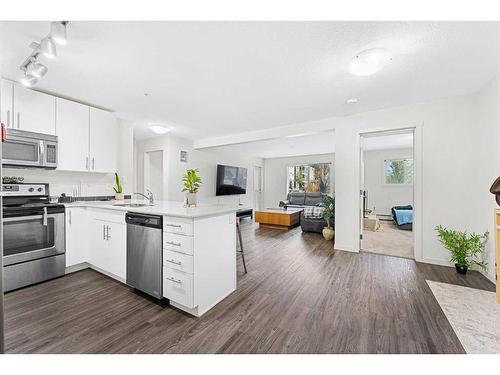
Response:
[346, 98, 359, 104]
[150, 124, 170, 134]
[349, 48, 392, 76]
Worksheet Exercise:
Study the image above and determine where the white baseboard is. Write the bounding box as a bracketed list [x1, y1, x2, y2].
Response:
[334, 244, 359, 253]
[65, 262, 90, 274]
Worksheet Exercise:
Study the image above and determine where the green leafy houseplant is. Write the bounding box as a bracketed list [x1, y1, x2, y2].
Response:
[113, 172, 123, 194]
[321, 195, 335, 228]
[435, 224, 488, 274]
[182, 169, 202, 206]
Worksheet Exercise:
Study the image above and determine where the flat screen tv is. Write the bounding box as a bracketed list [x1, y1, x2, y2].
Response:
[216, 164, 247, 196]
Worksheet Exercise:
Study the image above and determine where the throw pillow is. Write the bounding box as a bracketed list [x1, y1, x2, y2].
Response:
[303, 206, 325, 219]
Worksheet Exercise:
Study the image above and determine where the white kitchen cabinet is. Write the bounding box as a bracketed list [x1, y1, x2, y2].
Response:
[0, 80, 14, 128]
[89, 107, 117, 173]
[89, 210, 126, 280]
[65, 207, 88, 267]
[13, 84, 56, 135]
[56, 98, 90, 172]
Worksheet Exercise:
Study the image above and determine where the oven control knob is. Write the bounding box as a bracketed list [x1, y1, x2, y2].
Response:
[28, 187, 34, 192]
[37, 187, 43, 192]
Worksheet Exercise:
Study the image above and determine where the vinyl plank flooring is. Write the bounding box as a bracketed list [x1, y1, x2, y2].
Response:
[3, 219, 495, 354]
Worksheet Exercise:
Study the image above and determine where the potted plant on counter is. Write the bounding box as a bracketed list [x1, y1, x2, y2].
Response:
[435, 224, 488, 275]
[113, 172, 124, 200]
[321, 195, 335, 241]
[182, 168, 202, 207]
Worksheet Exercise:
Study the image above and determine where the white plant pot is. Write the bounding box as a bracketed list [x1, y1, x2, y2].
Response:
[115, 192, 124, 200]
[186, 193, 197, 206]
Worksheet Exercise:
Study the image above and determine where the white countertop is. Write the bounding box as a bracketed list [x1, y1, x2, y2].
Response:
[64, 199, 240, 218]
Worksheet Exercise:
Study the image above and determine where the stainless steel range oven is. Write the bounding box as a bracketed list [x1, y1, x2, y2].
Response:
[2, 183, 65, 292]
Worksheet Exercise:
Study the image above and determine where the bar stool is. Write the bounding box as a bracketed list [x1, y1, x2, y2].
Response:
[236, 218, 247, 273]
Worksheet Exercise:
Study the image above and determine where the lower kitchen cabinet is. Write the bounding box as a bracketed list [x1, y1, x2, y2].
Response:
[90, 219, 126, 280]
[65, 207, 89, 267]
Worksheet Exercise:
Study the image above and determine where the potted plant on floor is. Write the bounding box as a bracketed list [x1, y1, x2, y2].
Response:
[435, 224, 488, 275]
[321, 195, 335, 241]
[113, 172, 124, 200]
[182, 168, 202, 207]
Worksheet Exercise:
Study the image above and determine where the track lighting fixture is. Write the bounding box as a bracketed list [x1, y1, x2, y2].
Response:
[18, 21, 68, 87]
[50, 21, 67, 45]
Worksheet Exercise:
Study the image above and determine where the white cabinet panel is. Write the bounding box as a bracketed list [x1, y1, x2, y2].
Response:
[89, 107, 117, 173]
[56, 98, 90, 172]
[13, 85, 56, 135]
[1, 80, 14, 128]
[65, 207, 88, 267]
[163, 266, 194, 308]
[103, 221, 126, 280]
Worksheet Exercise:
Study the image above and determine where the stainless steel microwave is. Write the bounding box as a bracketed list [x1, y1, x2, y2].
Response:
[2, 128, 57, 169]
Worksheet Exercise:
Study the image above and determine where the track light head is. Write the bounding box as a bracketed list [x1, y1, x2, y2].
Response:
[40, 37, 57, 59]
[50, 21, 67, 45]
[26, 59, 48, 78]
[20, 73, 38, 87]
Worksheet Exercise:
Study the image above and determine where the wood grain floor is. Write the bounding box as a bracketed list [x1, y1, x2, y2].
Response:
[4, 219, 495, 354]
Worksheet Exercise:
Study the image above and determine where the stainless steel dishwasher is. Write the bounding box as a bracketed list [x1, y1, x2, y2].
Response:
[126, 212, 163, 299]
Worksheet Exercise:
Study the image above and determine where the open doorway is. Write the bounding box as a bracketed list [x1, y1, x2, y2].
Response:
[360, 129, 414, 259]
[143, 150, 164, 200]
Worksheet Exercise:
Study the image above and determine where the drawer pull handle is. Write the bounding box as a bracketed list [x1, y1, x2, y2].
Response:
[166, 276, 182, 284]
[166, 241, 181, 247]
[165, 223, 182, 228]
[166, 259, 182, 265]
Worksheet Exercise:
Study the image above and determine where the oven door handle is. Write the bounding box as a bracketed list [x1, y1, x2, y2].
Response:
[3, 213, 60, 222]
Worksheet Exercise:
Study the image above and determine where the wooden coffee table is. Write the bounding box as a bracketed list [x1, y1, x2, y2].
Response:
[254, 209, 302, 230]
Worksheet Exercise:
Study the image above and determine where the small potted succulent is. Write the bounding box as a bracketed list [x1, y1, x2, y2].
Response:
[435, 224, 488, 274]
[182, 168, 202, 207]
[321, 195, 335, 241]
[113, 172, 124, 200]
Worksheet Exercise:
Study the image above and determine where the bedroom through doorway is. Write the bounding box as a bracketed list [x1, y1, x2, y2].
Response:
[360, 129, 415, 259]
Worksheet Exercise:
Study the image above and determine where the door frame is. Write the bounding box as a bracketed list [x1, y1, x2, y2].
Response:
[357, 125, 422, 262]
[253, 164, 263, 210]
[142, 147, 167, 200]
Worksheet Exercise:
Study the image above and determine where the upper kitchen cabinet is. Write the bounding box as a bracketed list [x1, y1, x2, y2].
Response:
[56, 98, 90, 172]
[13, 84, 56, 135]
[1, 80, 14, 128]
[89, 107, 118, 173]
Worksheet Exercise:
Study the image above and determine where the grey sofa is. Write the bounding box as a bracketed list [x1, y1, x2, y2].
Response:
[301, 212, 334, 233]
[279, 191, 326, 209]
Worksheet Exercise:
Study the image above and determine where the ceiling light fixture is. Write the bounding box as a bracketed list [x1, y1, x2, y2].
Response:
[150, 125, 170, 134]
[348, 48, 392, 76]
[50, 21, 68, 45]
[20, 72, 38, 87]
[346, 98, 359, 104]
[40, 37, 57, 59]
[26, 58, 48, 78]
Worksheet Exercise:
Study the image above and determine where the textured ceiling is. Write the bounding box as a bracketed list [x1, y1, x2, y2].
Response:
[1, 21, 499, 140]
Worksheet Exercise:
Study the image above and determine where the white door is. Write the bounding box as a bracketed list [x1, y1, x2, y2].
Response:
[65, 207, 88, 267]
[89, 107, 117, 173]
[0, 80, 14, 128]
[253, 165, 263, 210]
[56, 98, 90, 172]
[13, 85, 56, 134]
[144, 150, 164, 200]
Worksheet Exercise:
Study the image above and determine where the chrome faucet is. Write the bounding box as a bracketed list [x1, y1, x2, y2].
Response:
[133, 190, 154, 205]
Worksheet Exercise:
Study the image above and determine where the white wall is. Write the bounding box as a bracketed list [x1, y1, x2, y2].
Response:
[135, 134, 263, 207]
[263, 153, 335, 208]
[363, 148, 413, 216]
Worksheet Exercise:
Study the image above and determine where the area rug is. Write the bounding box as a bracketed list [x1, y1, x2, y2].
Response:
[427, 280, 500, 353]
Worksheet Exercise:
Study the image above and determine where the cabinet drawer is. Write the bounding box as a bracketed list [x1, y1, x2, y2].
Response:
[163, 216, 193, 236]
[163, 267, 194, 308]
[163, 233, 194, 255]
[163, 249, 193, 273]
[89, 208, 125, 225]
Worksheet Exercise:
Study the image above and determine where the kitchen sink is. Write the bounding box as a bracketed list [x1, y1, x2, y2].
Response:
[113, 203, 152, 207]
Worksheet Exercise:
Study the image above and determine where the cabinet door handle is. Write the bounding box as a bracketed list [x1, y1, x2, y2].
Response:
[92, 157, 95, 170]
[103, 224, 106, 240]
[166, 241, 181, 247]
[86, 157, 89, 170]
[106, 225, 111, 240]
[165, 224, 182, 228]
[69, 210, 72, 225]
[17, 112, 20, 128]
[166, 259, 182, 265]
[166, 277, 182, 284]
[6, 110, 10, 127]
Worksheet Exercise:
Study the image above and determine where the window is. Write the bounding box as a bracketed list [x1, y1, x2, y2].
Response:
[287, 163, 331, 193]
[384, 158, 413, 185]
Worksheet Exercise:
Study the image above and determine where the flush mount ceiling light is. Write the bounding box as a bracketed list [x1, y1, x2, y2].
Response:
[346, 98, 359, 104]
[150, 125, 170, 134]
[50, 21, 68, 45]
[348, 48, 393, 76]
[20, 72, 38, 87]
[26, 58, 48, 78]
[18, 21, 69, 87]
